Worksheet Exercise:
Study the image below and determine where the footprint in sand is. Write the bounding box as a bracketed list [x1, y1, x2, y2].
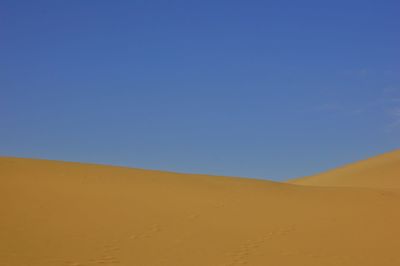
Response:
[223, 237, 267, 266]
[129, 223, 163, 240]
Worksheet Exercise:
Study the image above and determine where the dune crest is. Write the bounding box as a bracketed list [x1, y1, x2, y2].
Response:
[288, 149, 400, 188]
[1, 156, 400, 266]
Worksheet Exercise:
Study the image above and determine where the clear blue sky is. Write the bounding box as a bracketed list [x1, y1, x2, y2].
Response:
[1, 0, 399, 180]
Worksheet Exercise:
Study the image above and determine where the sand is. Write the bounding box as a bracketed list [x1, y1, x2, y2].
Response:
[288, 149, 400, 188]
[1, 151, 400, 266]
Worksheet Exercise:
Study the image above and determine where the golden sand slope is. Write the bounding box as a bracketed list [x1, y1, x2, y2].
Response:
[288, 149, 400, 188]
[1, 157, 400, 266]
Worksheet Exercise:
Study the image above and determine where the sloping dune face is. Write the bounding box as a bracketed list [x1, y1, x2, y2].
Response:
[288, 149, 400, 188]
[1, 157, 400, 266]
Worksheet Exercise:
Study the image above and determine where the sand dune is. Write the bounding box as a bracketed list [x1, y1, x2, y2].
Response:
[1, 156, 400, 266]
[288, 149, 400, 188]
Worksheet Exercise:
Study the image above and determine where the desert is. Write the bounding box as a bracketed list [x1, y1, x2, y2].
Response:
[1, 151, 400, 265]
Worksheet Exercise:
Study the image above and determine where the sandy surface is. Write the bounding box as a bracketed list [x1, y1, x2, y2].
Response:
[288, 149, 400, 188]
[1, 152, 400, 266]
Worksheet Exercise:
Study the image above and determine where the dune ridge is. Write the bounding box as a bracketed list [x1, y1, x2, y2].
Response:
[288, 149, 400, 188]
[1, 154, 400, 266]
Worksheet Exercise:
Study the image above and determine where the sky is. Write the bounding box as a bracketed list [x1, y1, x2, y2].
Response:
[1, 0, 399, 180]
